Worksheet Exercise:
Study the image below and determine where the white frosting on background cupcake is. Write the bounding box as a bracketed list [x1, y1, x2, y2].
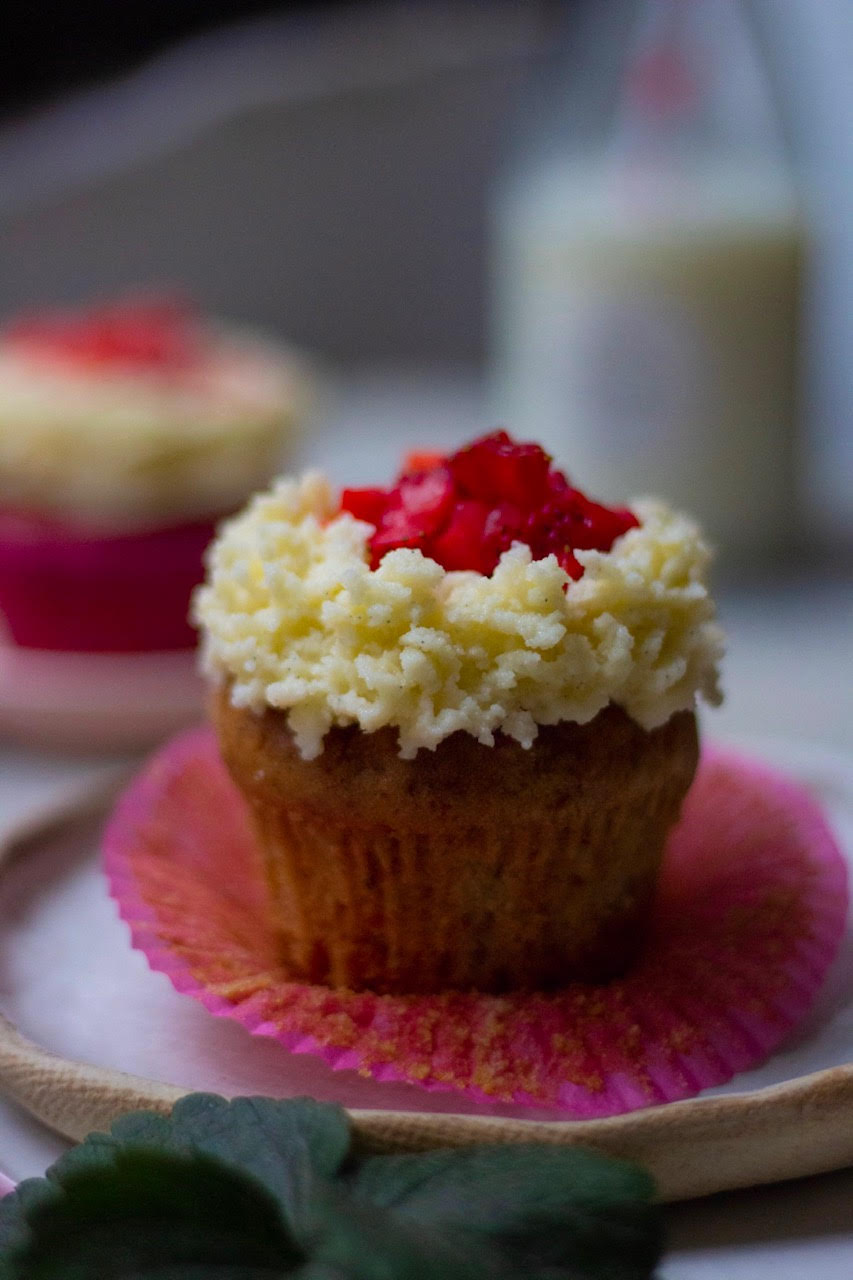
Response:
[0, 326, 309, 527]
[195, 472, 724, 758]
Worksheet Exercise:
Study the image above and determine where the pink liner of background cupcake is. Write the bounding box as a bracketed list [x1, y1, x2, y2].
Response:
[104, 728, 849, 1119]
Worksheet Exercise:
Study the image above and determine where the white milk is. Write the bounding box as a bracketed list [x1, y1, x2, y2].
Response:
[491, 155, 803, 565]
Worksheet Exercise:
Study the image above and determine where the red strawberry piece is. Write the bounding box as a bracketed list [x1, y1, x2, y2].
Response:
[346, 430, 637, 579]
[482, 502, 526, 565]
[5, 296, 199, 370]
[395, 466, 455, 535]
[563, 492, 639, 551]
[557, 549, 584, 580]
[368, 468, 455, 565]
[340, 487, 389, 526]
[448, 429, 509, 500]
[449, 430, 551, 506]
[429, 499, 491, 572]
[546, 466, 573, 496]
[402, 449, 446, 474]
[612, 506, 640, 537]
[369, 507, 426, 566]
[523, 501, 573, 558]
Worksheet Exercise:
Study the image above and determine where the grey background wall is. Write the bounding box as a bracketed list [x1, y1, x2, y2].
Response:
[0, 5, 552, 363]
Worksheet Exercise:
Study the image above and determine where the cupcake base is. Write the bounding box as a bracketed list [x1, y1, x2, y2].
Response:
[103, 728, 848, 1117]
[212, 692, 699, 994]
[0, 507, 216, 652]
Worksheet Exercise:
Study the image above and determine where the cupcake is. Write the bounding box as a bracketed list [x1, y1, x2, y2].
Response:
[0, 295, 309, 653]
[194, 430, 723, 994]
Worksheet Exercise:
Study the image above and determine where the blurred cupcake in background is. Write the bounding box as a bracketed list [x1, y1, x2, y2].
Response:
[0, 295, 311, 749]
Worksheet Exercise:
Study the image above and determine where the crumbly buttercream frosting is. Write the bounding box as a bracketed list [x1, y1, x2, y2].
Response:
[0, 330, 308, 526]
[194, 472, 724, 758]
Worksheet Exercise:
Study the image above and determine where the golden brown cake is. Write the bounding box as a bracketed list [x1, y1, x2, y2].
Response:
[194, 432, 723, 993]
[214, 688, 698, 992]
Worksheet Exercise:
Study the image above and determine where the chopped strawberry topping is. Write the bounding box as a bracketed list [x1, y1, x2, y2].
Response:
[449, 429, 550, 507]
[395, 466, 455, 532]
[431, 499, 492, 573]
[482, 501, 526, 564]
[367, 466, 455, 568]
[557, 550, 584, 580]
[370, 508, 428, 560]
[4, 296, 201, 371]
[339, 429, 639, 581]
[403, 449, 446, 474]
[340, 487, 388, 526]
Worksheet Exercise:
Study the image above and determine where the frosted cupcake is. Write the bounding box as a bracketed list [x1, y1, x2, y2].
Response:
[195, 431, 723, 994]
[0, 296, 309, 652]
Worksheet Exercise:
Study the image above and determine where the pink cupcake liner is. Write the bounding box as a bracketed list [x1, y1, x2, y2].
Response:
[103, 728, 848, 1118]
[0, 507, 216, 652]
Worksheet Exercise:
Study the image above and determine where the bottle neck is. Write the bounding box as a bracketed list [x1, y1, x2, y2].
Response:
[608, 0, 790, 166]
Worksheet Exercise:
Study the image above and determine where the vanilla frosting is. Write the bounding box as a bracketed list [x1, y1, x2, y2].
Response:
[194, 472, 724, 759]
[0, 328, 310, 527]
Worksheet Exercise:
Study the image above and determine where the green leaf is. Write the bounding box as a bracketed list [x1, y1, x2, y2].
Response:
[0, 1094, 352, 1260]
[111, 1094, 352, 1200]
[0, 1176, 58, 1263]
[156, 1095, 351, 1250]
[0, 1094, 663, 1280]
[350, 1144, 662, 1279]
[304, 1181, 497, 1280]
[0, 1147, 299, 1280]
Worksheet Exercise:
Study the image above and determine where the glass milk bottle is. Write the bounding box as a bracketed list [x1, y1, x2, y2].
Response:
[490, 0, 804, 568]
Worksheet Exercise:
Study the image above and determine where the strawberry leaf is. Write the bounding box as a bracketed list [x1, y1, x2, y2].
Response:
[0, 1148, 299, 1279]
[304, 1181, 489, 1280]
[0, 1096, 351, 1271]
[109, 1095, 352, 1248]
[349, 1144, 661, 1279]
[0, 1095, 662, 1279]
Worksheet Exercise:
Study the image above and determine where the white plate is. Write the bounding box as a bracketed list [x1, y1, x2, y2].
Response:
[0, 735, 851, 1199]
[0, 644, 204, 751]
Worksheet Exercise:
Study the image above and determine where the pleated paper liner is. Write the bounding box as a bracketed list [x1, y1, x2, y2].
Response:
[104, 728, 848, 1119]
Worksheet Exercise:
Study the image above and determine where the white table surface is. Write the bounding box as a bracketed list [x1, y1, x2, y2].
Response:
[0, 368, 851, 1276]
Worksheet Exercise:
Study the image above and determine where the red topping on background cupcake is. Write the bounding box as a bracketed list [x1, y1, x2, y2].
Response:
[4, 296, 201, 372]
[341, 430, 639, 579]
